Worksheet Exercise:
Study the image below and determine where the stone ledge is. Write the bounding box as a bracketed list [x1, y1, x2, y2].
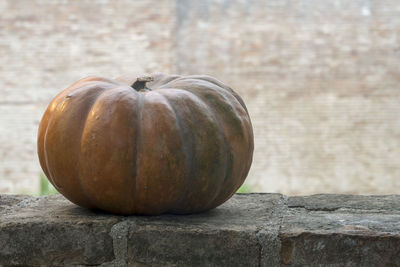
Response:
[1, 194, 400, 266]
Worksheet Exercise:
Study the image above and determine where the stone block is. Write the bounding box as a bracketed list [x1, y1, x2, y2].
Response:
[1, 193, 400, 266]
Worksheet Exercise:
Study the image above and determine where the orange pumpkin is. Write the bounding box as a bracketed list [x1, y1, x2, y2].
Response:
[37, 73, 254, 215]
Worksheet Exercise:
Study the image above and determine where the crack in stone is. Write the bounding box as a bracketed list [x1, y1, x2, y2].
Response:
[4, 194, 400, 266]
[256, 194, 288, 267]
[100, 220, 130, 267]
[287, 205, 340, 212]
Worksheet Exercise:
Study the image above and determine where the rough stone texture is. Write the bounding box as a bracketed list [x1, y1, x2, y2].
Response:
[1, 0, 400, 196]
[2, 193, 400, 266]
[126, 193, 284, 266]
[281, 194, 400, 266]
[0, 194, 121, 266]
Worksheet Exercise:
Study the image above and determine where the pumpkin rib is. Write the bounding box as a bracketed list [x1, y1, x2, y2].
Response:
[196, 104, 233, 212]
[42, 100, 64, 193]
[133, 92, 144, 214]
[78, 86, 140, 214]
[176, 89, 233, 211]
[159, 77, 250, 147]
[194, 75, 249, 114]
[72, 83, 112, 208]
[174, 75, 249, 115]
[167, 81, 252, 209]
[43, 82, 111, 208]
[154, 90, 196, 212]
[166, 78, 248, 129]
[134, 91, 187, 214]
[175, 84, 250, 207]
[41, 80, 99, 191]
[158, 88, 231, 213]
[39, 79, 98, 190]
[38, 122, 51, 185]
[149, 73, 181, 89]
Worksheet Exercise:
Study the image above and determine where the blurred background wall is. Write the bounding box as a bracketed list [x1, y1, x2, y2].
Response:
[0, 0, 399, 195]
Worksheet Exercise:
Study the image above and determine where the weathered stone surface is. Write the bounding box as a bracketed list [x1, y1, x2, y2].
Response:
[288, 194, 400, 212]
[2, 193, 400, 266]
[0, 194, 30, 212]
[0, 194, 121, 266]
[281, 194, 400, 266]
[126, 193, 285, 266]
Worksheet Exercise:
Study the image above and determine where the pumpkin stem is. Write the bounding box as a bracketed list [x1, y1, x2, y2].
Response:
[131, 76, 154, 91]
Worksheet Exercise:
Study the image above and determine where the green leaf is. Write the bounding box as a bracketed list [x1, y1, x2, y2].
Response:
[39, 173, 59, 196]
[236, 183, 252, 193]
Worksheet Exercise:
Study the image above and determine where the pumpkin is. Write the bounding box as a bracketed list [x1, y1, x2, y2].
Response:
[37, 73, 254, 215]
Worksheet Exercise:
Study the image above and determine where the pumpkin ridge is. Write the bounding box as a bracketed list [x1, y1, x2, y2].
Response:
[205, 87, 254, 193]
[208, 92, 250, 206]
[48, 77, 104, 101]
[40, 79, 108, 192]
[154, 91, 195, 212]
[65, 81, 117, 98]
[177, 89, 233, 211]
[75, 84, 110, 208]
[133, 91, 188, 214]
[171, 86, 249, 207]
[133, 92, 144, 213]
[155, 74, 183, 89]
[178, 75, 249, 115]
[42, 99, 64, 192]
[42, 80, 102, 189]
[159, 88, 231, 213]
[173, 77, 248, 121]
[78, 87, 140, 214]
[157, 74, 182, 88]
[69, 76, 122, 89]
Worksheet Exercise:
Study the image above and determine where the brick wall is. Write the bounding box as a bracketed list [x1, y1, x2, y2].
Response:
[1, 0, 400, 194]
